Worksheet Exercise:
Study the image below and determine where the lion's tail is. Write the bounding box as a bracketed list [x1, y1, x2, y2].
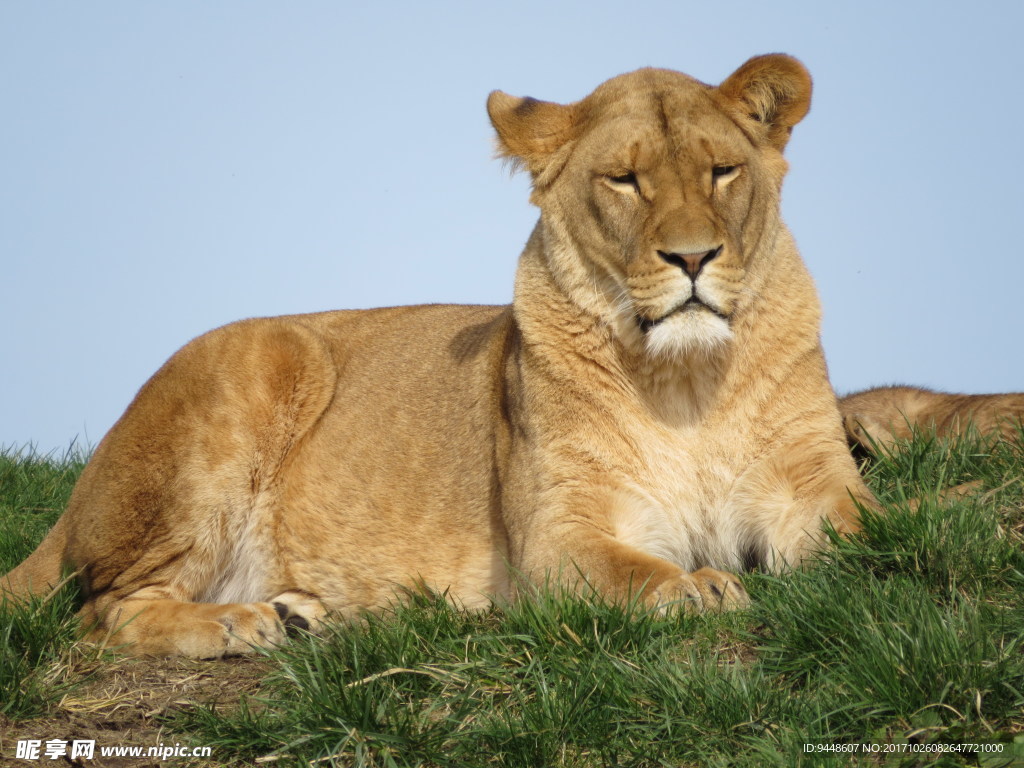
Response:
[1, 514, 70, 601]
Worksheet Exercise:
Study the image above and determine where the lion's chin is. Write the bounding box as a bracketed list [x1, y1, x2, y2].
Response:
[643, 308, 733, 361]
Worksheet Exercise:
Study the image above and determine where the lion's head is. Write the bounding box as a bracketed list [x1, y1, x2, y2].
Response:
[488, 55, 812, 361]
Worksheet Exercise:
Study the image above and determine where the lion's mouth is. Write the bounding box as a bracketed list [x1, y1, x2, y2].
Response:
[637, 297, 728, 333]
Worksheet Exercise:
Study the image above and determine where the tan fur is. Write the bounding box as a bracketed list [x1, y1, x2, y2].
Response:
[2, 55, 877, 658]
[840, 385, 1024, 454]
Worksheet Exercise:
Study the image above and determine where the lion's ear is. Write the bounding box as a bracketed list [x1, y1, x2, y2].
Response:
[487, 91, 579, 176]
[718, 54, 812, 151]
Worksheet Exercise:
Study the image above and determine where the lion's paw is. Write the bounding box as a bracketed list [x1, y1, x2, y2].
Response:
[210, 602, 287, 657]
[652, 567, 749, 614]
[98, 599, 290, 659]
[270, 590, 327, 635]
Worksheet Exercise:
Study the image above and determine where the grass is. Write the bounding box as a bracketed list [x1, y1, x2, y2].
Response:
[0, 445, 87, 720]
[1, 434, 1023, 766]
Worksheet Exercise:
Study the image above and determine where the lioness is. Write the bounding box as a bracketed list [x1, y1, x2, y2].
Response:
[3, 54, 877, 658]
[840, 385, 1024, 455]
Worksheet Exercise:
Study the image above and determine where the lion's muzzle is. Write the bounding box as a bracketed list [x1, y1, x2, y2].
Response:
[638, 295, 729, 334]
[656, 245, 723, 280]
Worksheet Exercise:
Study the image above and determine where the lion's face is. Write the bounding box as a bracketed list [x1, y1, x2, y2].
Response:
[488, 56, 811, 360]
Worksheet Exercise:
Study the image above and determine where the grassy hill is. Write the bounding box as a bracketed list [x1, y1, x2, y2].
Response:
[1, 435, 1022, 767]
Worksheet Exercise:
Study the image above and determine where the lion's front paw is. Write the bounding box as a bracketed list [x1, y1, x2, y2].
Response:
[652, 567, 749, 613]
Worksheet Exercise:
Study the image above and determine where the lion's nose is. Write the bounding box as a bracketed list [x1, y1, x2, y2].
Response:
[657, 246, 722, 279]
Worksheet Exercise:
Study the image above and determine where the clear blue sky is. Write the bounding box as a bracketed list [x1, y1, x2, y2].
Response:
[3, 1, 1023, 454]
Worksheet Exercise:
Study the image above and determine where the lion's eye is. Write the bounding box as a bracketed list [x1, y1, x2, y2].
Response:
[607, 172, 640, 192]
[711, 165, 741, 189]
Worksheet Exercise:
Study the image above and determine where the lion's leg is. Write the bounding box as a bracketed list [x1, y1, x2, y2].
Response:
[516, 484, 749, 612]
[64, 318, 338, 657]
[82, 588, 327, 658]
[734, 439, 872, 569]
[553, 524, 748, 612]
[84, 593, 286, 658]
